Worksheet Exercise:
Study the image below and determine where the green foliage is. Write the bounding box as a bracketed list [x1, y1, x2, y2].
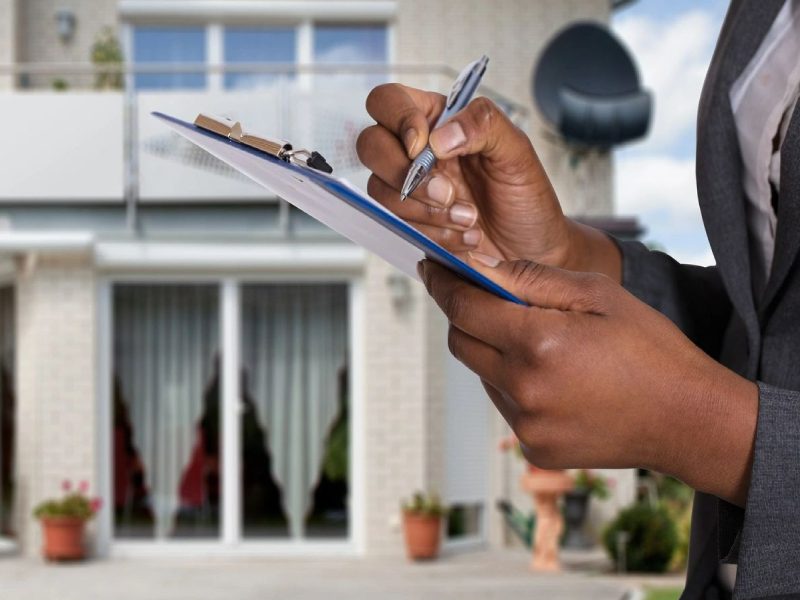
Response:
[573, 469, 610, 500]
[33, 493, 97, 521]
[90, 27, 124, 90]
[655, 475, 693, 570]
[321, 410, 348, 482]
[644, 588, 683, 600]
[402, 491, 448, 518]
[51, 78, 69, 91]
[603, 501, 678, 573]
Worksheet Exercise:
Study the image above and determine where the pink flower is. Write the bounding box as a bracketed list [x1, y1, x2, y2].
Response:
[61, 480, 72, 492]
[78, 480, 89, 494]
[90, 498, 103, 513]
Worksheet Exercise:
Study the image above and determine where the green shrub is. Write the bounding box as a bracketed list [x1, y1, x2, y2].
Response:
[603, 501, 678, 573]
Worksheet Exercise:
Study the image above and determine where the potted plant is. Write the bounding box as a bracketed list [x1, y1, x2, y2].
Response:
[401, 491, 447, 561]
[33, 480, 102, 561]
[563, 469, 611, 549]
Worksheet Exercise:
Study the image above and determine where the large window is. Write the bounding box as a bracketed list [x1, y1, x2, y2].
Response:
[132, 27, 207, 90]
[223, 27, 297, 90]
[112, 282, 350, 543]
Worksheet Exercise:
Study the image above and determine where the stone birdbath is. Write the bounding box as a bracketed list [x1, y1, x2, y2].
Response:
[519, 468, 574, 572]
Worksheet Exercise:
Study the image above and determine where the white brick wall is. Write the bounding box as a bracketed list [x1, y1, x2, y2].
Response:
[14, 253, 97, 556]
[0, 0, 16, 89]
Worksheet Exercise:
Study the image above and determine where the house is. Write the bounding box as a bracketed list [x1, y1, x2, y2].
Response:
[0, 0, 639, 558]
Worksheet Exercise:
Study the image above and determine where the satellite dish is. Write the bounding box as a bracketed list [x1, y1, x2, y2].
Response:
[533, 22, 652, 148]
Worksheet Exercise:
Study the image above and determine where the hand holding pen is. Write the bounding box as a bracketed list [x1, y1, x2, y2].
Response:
[400, 55, 489, 200]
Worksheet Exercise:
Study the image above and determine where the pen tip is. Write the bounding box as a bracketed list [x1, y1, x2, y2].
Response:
[399, 193, 407, 202]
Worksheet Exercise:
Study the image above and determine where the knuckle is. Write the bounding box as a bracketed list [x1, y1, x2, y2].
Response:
[355, 125, 377, 163]
[577, 273, 610, 313]
[446, 326, 463, 359]
[365, 83, 395, 113]
[509, 260, 547, 289]
[469, 96, 498, 127]
[440, 286, 465, 322]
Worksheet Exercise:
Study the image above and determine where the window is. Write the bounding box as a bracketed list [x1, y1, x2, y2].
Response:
[133, 27, 207, 90]
[224, 27, 297, 90]
[111, 282, 351, 543]
[313, 25, 388, 64]
[113, 285, 220, 539]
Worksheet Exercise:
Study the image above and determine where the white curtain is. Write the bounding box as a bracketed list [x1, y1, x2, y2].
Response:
[114, 285, 219, 539]
[241, 284, 348, 538]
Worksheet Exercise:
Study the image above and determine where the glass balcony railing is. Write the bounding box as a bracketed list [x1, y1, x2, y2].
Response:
[0, 63, 528, 230]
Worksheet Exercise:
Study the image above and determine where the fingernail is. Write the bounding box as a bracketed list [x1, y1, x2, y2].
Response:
[427, 176, 453, 206]
[404, 128, 418, 155]
[430, 121, 466, 154]
[463, 229, 482, 247]
[450, 202, 477, 227]
[469, 251, 501, 268]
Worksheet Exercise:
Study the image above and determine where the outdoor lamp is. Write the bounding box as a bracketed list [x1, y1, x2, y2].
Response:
[55, 8, 76, 43]
[386, 271, 412, 310]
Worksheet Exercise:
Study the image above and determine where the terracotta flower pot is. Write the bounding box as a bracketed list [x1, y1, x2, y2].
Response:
[40, 517, 86, 561]
[402, 511, 442, 561]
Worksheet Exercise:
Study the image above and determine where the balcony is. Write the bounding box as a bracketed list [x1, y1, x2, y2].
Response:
[0, 63, 527, 241]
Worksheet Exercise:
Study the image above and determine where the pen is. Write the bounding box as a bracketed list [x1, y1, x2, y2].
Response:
[400, 55, 489, 201]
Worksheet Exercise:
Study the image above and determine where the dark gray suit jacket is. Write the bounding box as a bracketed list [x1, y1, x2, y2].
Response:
[617, 1, 800, 598]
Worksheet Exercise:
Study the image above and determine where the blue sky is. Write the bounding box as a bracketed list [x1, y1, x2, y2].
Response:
[611, 0, 731, 264]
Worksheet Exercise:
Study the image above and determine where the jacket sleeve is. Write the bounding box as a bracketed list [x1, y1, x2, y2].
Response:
[615, 239, 732, 359]
[733, 383, 800, 598]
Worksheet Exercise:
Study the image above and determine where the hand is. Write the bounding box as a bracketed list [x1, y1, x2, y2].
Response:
[357, 84, 579, 267]
[418, 254, 759, 506]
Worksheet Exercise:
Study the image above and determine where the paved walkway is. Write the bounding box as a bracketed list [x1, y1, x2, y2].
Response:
[0, 551, 638, 600]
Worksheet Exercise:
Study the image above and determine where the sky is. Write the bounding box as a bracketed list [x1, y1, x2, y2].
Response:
[611, 0, 731, 265]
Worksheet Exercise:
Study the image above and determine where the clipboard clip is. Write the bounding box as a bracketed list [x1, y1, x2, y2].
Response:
[193, 113, 333, 174]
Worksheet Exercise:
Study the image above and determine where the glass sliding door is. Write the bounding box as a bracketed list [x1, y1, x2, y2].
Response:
[113, 285, 220, 539]
[0, 287, 14, 539]
[240, 284, 349, 540]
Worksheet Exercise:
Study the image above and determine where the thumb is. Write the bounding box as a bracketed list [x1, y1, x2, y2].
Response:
[428, 97, 541, 172]
[467, 252, 612, 314]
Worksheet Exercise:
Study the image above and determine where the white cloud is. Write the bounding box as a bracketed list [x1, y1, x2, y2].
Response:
[612, 7, 724, 268]
[615, 10, 720, 154]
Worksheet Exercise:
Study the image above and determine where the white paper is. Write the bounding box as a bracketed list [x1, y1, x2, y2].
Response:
[155, 113, 426, 280]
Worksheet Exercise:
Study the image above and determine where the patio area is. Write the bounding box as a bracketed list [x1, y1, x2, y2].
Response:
[0, 549, 669, 600]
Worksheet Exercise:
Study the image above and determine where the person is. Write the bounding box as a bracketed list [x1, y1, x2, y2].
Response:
[357, 0, 800, 597]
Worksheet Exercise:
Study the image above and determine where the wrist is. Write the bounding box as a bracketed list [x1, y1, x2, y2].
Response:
[656, 362, 758, 506]
[560, 219, 623, 282]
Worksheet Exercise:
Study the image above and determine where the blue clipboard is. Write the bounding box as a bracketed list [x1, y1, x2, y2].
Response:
[153, 112, 525, 306]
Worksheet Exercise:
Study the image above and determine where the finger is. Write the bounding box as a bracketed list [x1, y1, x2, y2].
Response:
[429, 97, 542, 176]
[447, 325, 505, 388]
[358, 125, 457, 208]
[418, 259, 527, 350]
[409, 221, 482, 252]
[481, 380, 520, 431]
[466, 253, 613, 314]
[367, 175, 478, 230]
[365, 83, 446, 157]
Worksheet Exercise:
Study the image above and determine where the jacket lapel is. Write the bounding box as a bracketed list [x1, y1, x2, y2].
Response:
[695, 0, 785, 374]
[761, 105, 800, 311]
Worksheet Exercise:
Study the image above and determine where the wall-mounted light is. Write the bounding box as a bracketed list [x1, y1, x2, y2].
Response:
[55, 9, 77, 43]
[386, 271, 412, 311]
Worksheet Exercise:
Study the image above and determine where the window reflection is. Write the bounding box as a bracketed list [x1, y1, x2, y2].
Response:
[224, 27, 296, 90]
[133, 27, 207, 90]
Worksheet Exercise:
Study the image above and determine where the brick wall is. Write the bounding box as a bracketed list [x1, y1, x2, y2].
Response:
[0, 0, 16, 89]
[16, 0, 117, 88]
[14, 253, 97, 556]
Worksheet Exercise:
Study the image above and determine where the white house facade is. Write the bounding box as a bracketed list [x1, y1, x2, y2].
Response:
[0, 0, 638, 559]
